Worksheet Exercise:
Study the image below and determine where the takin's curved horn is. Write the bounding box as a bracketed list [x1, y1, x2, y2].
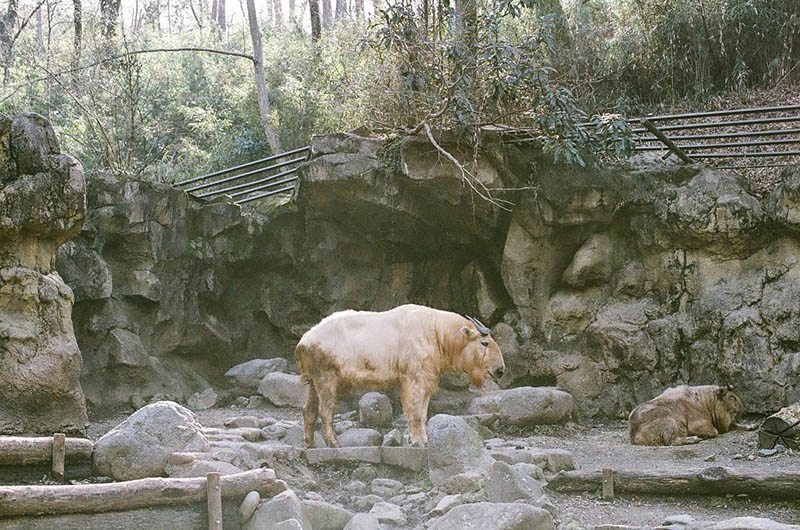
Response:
[466, 315, 491, 336]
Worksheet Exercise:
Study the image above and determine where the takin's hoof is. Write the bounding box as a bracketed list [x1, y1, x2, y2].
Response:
[685, 436, 702, 445]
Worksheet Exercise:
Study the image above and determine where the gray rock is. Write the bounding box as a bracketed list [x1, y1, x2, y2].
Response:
[225, 416, 260, 429]
[244, 490, 312, 530]
[301, 499, 354, 530]
[352, 464, 378, 482]
[511, 462, 545, 481]
[239, 491, 261, 523]
[369, 502, 406, 527]
[93, 401, 209, 480]
[351, 494, 383, 511]
[442, 471, 485, 494]
[429, 494, 464, 516]
[0, 114, 88, 435]
[273, 519, 305, 530]
[359, 392, 393, 428]
[187, 388, 218, 411]
[429, 502, 553, 530]
[259, 372, 306, 408]
[484, 461, 544, 503]
[343, 513, 382, 530]
[247, 396, 268, 409]
[226, 358, 290, 394]
[468, 387, 574, 426]
[427, 414, 492, 486]
[339, 428, 383, 447]
[166, 459, 243, 478]
[382, 429, 403, 447]
[562, 232, 612, 288]
[371, 478, 405, 498]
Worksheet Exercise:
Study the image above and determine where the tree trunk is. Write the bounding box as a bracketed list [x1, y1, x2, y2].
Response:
[454, 0, 476, 48]
[321, 0, 331, 29]
[35, 3, 43, 52]
[245, 0, 281, 153]
[265, 0, 273, 27]
[353, 0, 363, 21]
[0, 0, 18, 79]
[288, 0, 296, 23]
[0, 469, 286, 517]
[99, 0, 121, 39]
[71, 0, 81, 85]
[548, 466, 800, 499]
[274, 0, 283, 28]
[334, 0, 347, 22]
[309, 0, 321, 41]
[216, 0, 226, 30]
[759, 401, 800, 449]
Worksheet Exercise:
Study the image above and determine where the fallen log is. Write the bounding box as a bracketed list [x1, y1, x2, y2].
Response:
[0, 468, 287, 517]
[0, 501, 242, 530]
[759, 402, 800, 449]
[0, 436, 93, 466]
[547, 466, 800, 499]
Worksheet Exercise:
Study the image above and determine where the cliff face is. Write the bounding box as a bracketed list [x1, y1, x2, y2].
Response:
[0, 114, 88, 434]
[57, 131, 800, 418]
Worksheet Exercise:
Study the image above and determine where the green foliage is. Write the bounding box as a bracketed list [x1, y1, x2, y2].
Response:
[0, 0, 796, 180]
[361, 0, 633, 166]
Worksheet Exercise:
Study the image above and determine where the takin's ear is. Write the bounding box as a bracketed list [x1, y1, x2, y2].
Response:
[461, 326, 479, 339]
[716, 387, 728, 399]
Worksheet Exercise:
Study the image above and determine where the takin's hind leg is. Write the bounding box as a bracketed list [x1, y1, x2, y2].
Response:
[303, 383, 320, 448]
[315, 377, 340, 448]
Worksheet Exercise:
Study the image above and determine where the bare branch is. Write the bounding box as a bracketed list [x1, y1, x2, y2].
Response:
[422, 122, 511, 211]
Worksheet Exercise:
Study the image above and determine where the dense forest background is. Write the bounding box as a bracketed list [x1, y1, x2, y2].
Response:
[0, 0, 797, 181]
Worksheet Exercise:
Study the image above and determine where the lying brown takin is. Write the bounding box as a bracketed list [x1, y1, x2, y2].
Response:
[629, 384, 755, 446]
[295, 304, 505, 447]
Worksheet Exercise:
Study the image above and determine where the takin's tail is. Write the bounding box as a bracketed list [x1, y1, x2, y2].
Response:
[295, 343, 313, 385]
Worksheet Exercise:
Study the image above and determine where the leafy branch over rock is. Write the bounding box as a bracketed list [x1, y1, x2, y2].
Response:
[360, 0, 633, 205]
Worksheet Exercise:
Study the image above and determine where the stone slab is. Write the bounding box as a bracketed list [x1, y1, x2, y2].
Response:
[380, 447, 428, 471]
[305, 447, 381, 465]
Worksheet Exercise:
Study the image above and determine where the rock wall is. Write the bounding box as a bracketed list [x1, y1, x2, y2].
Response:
[0, 114, 88, 434]
[57, 130, 800, 419]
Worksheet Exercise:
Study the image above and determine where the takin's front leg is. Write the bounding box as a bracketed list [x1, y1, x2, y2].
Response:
[400, 379, 427, 447]
[687, 419, 719, 440]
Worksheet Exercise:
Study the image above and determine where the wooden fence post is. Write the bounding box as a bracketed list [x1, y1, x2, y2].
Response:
[207, 472, 223, 530]
[51, 433, 66, 482]
[602, 468, 614, 500]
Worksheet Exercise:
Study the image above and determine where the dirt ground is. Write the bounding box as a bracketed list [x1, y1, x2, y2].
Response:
[517, 421, 800, 527]
[85, 406, 800, 528]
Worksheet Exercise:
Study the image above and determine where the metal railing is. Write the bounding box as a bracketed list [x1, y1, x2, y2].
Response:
[175, 145, 310, 205]
[632, 104, 800, 169]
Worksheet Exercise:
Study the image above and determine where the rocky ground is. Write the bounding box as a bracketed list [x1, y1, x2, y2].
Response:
[83, 395, 800, 529]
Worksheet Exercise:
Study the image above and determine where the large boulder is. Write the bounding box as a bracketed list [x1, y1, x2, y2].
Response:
[93, 401, 210, 480]
[429, 502, 554, 530]
[245, 490, 312, 530]
[301, 499, 354, 530]
[484, 460, 544, 503]
[226, 358, 290, 395]
[358, 392, 393, 428]
[427, 414, 492, 486]
[259, 372, 306, 408]
[468, 387, 574, 426]
[0, 113, 88, 434]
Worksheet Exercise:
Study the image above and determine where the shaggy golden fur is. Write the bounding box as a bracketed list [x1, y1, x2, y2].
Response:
[295, 304, 505, 447]
[628, 385, 747, 446]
